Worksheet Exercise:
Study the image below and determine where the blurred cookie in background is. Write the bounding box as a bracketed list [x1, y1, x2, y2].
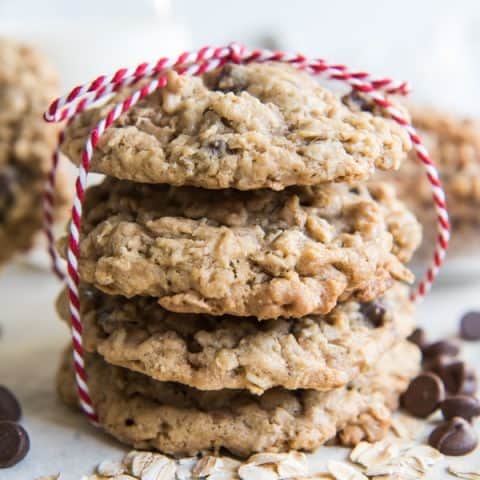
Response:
[0, 37, 71, 267]
[344, 91, 480, 281]
[391, 107, 480, 279]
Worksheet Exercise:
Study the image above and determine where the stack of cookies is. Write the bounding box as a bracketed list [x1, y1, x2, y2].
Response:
[0, 37, 70, 266]
[56, 63, 423, 457]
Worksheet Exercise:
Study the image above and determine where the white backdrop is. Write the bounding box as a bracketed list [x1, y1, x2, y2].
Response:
[175, 0, 480, 115]
[1, 0, 479, 115]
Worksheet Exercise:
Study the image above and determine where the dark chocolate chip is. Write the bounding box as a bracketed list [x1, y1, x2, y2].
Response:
[433, 360, 477, 396]
[437, 360, 466, 394]
[186, 335, 203, 354]
[342, 91, 374, 112]
[440, 395, 480, 422]
[402, 372, 445, 418]
[428, 416, 478, 456]
[460, 311, 480, 341]
[407, 328, 428, 349]
[423, 353, 453, 373]
[0, 387, 21, 422]
[422, 340, 460, 359]
[0, 168, 16, 223]
[207, 139, 228, 157]
[0, 421, 29, 468]
[215, 65, 247, 94]
[360, 301, 386, 327]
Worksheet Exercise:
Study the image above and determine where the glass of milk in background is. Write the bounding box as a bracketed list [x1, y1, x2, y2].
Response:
[0, 0, 190, 89]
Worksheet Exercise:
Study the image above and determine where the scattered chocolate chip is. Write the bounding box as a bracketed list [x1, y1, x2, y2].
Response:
[360, 301, 386, 327]
[428, 417, 478, 456]
[460, 311, 480, 341]
[0, 421, 29, 468]
[407, 328, 428, 349]
[0, 386, 21, 422]
[422, 339, 460, 359]
[402, 372, 445, 418]
[440, 395, 480, 422]
[423, 353, 452, 373]
[433, 360, 477, 396]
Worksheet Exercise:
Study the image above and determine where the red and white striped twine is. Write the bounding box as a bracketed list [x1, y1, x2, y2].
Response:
[43, 43, 450, 423]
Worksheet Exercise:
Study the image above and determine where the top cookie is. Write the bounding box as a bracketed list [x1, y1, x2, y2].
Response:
[61, 63, 411, 190]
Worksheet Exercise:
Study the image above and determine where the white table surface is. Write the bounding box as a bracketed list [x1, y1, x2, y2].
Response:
[0, 261, 479, 479]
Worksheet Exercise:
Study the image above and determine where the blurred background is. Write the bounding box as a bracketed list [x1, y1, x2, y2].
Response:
[1, 0, 480, 114]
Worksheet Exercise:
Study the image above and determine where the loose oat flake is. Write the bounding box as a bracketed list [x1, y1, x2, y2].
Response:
[448, 460, 480, 480]
[327, 461, 368, 480]
[97, 459, 125, 476]
[238, 451, 308, 480]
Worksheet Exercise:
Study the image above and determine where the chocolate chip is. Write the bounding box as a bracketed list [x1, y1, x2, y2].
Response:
[407, 328, 428, 349]
[422, 340, 460, 359]
[423, 353, 452, 373]
[186, 335, 203, 354]
[0, 387, 21, 422]
[460, 311, 480, 341]
[0, 421, 29, 468]
[402, 372, 445, 418]
[433, 360, 477, 396]
[360, 301, 386, 327]
[428, 417, 478, 456]
[215, 65, 247, 94]
[440, 395, 480, 422]
[207, 139, 228, 157]
[342, 91, 374, 112]
[0, 168, 16, 223]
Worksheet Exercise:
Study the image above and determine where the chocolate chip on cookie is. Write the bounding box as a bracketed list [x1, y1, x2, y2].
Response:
[360, 301, 386, 327]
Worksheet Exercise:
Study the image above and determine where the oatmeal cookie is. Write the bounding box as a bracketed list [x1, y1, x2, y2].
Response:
[345, 94, 480, 259]
[56, 283, 414, 394]
[57, 341, 420, 457]
[58, 178, 420, 319]
[61, 63, 411, 190]
[396, 108, 480, 258]
[0, 37, 70, 264]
